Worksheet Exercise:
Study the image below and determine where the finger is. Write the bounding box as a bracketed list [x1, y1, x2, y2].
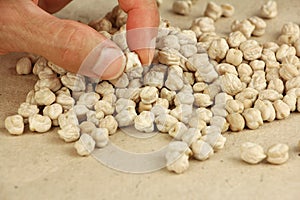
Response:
[37, 0, 72, 13]
[118, 0, 159, 66]
[4, 1, 125, 80]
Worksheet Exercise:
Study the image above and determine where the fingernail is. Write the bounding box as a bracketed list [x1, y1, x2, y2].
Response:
[126, 27, 158, 51]
[78, 40, 125, 80]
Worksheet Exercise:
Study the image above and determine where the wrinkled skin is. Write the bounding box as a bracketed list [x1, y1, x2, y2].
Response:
[0, 0, 159, 79]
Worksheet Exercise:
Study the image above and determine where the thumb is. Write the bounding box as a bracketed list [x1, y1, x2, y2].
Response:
[5, 1, 125, 80]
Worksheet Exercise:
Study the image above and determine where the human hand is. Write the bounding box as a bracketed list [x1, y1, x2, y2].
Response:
[0, 0, 159, 80]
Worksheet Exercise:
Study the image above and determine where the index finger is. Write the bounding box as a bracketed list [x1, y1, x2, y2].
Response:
[118, 0, 160, 66]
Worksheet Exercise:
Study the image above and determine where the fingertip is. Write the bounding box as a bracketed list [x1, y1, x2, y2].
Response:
[78, 39, 126, 80]
[101, 54, 126, 80]
[135, 48, 155, 66]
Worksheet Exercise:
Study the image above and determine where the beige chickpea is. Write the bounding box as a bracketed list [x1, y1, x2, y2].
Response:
[249, 60, 265, 71]
[277, 22, 300, 45]
[227, 31, 247, 48]
[260, 0, 278, 19]
[165, 141, 192, 174]
[140, 86, 159, 105]
[231, 19, 255, 38]
[214, 92, 233, 105]
[273, 100, 290, 120]
[285, 76, 300, 92]
[74, 134, 95, 156]
[226, 113, 245, 132]
[99, 115, 118, 135]
[248, 70, 267, 91]
[61, 73, 86, 92]
[204, 1, 222, 21]
[242, 108, 263, 130]
[115, 107, 137, 127]
[279, 55, 300, 81]
[283, 94, 297, 112]
[239, 40, 263, 61]
[254, 99, 276, 122]
[56, 93, 75, 111]
[248, 16, 267, 37]
[58, 124, 80, 143]
[35, 88, 56, 106]
[194, 93, 213, 107]
[5, 115, 24, 135]
[209, 116, 229, 133]
[208, 38, 229, 62]
[168, 122, 188, 140]
[235, 88, 259, 109]
[158, 49, 181, 66]
[170, 104, 193, 123]
[216, 63, 238, 75]
[172, 0, 192, 16]
[29, 114, 52, 133]
[95, 81, 114, 96]
[47, 61, 67, 75]
[267, 78, 284, 94]
[266, 143, 289, 165]
[221, 3, 235, 17]
[237, 63, 253, 84]
[265, 66, 280, 82]
[263, 42, 280, 52]
[276, 44, 296, 62]
[240, 142, 266, 164]
[211, 104, 227, 118]
[261, 49, 277, 63]
[225, 49, 243, 66]
[155, 114, 178, 133]
[160, 88, 176, 106]
[258, 89, 283, 102]
[294, 39, 300, 57]
[193, 82, 208, 93]
[16, 57, 32, 75]
[32, 57, 47, 75]
[226, 99, 244, 114]
[191, 139, 214, 161]
[220, 73, 243, 96]
[191, 17, 215, 33]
